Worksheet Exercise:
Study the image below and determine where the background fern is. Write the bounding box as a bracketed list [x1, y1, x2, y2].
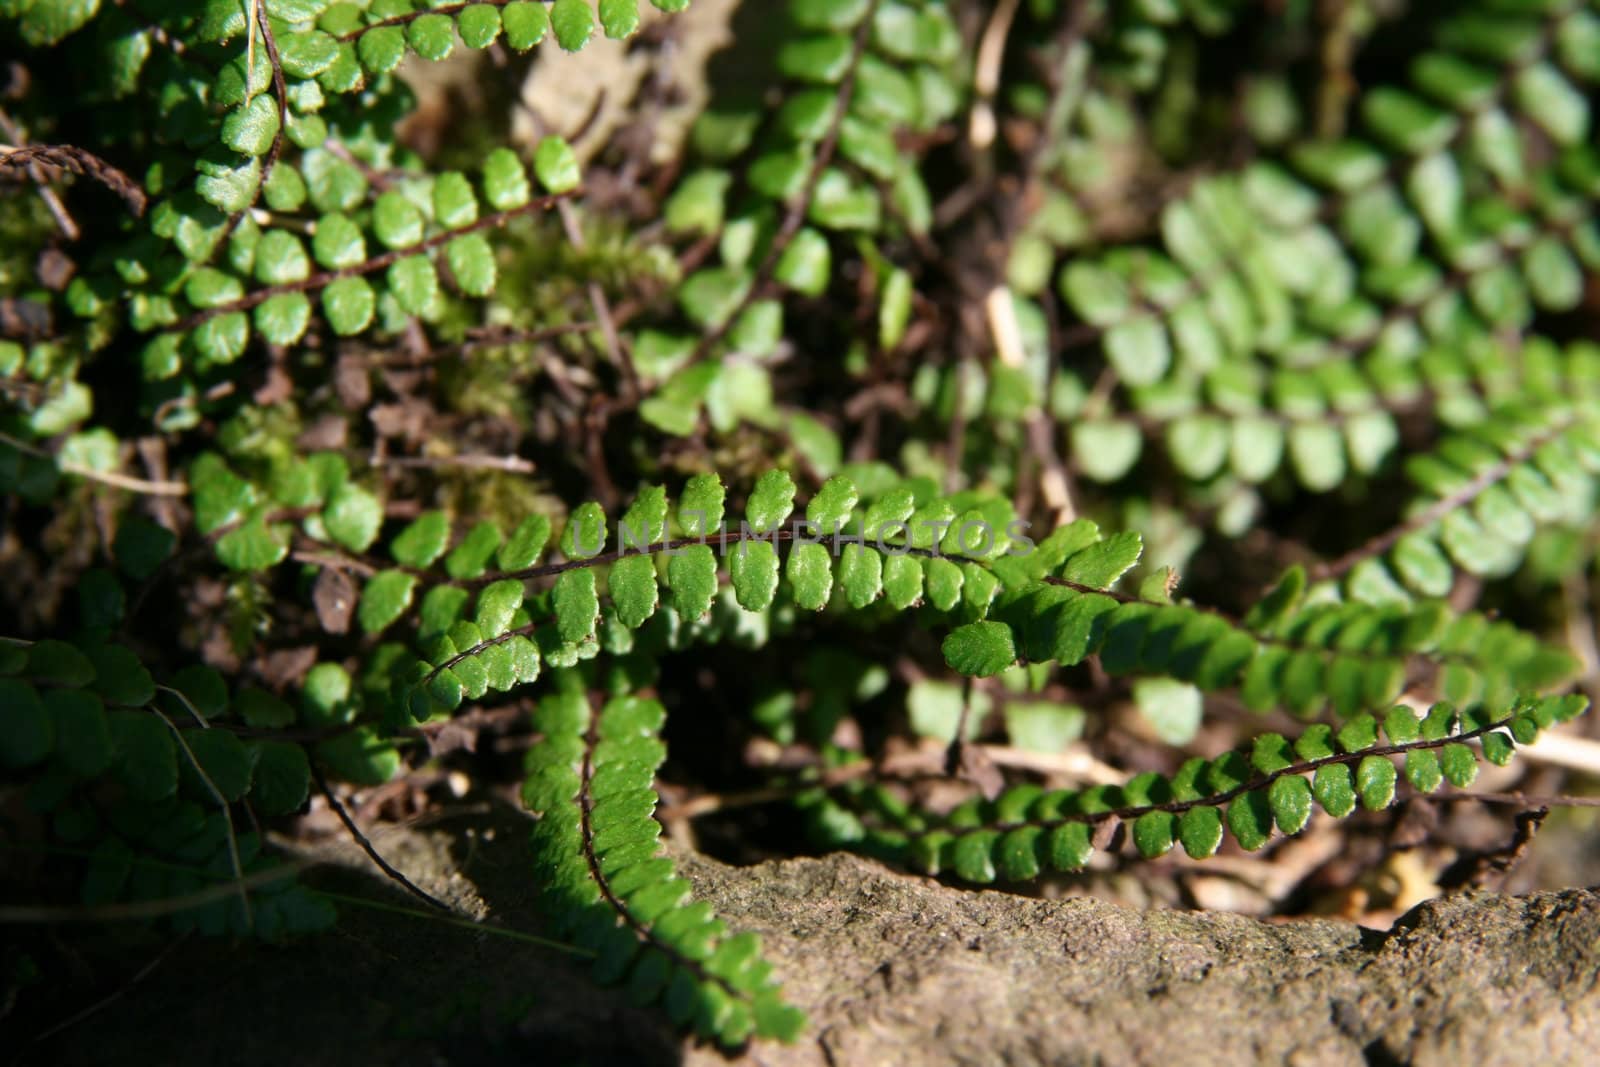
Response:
[4, 0, 1600, 1054]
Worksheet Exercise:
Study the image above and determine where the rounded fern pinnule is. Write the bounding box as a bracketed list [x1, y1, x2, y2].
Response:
[942, 621, 1018, 678]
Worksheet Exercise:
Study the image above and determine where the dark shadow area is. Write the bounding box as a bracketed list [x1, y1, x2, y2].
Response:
[7, 803, 680, 1067]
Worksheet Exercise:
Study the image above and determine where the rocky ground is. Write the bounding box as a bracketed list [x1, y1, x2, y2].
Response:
[17, 804, 1599, 1067]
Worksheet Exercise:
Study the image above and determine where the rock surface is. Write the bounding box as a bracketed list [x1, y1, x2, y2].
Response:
[680, 850, 1600, 1067]
[23, 813, 1600, 1067]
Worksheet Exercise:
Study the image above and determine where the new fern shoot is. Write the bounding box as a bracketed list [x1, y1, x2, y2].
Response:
[3, 0, 1600, 1054]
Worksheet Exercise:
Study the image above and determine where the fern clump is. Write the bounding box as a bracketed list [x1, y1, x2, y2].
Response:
[4, 0, 1600, 1053]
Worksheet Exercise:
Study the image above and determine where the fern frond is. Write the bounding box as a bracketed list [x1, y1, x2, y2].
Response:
[0, 634, 341, 938]
[0, 0, 614, 441]
[635, 0, 964, 437]
[318, 0, 688, 62]
[522, 688, 806, 1046]
[365, 469, 1576, 739]
[995, 0, 1600, 500]
[1316, 397, 1600, 599]
[825, 693, 1590, 884]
